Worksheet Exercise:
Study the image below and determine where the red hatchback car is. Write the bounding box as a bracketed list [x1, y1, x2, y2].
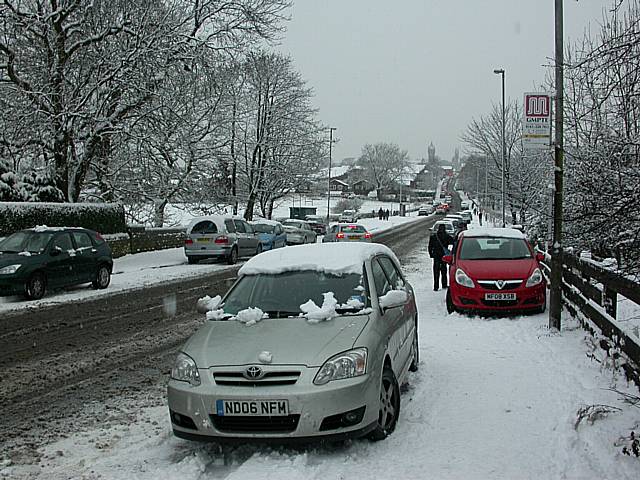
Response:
[443, 228, 546, 315]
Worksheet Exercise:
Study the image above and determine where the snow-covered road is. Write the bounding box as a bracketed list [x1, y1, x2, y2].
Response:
[3, 219, 639, 479]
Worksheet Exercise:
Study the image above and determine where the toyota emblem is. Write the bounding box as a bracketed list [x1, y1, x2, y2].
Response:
[244, 365, 263, 379]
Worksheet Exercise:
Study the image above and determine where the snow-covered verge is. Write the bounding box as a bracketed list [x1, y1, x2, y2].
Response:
[2, 235, 639, 479]
[0, 214, 423, 314]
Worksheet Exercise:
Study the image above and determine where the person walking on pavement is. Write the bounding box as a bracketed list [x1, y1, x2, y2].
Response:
[428, 223, 454, 291]
[478, 210, 483, 226]
[378, 207, 384, 220]
[385, 209, 390, 220]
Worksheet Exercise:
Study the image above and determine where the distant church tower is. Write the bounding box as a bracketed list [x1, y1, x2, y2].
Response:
[427, 142, 436, 163]
[453, 148, 460, 169]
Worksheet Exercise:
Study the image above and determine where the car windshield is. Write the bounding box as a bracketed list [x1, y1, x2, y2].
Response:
[221, 270, 368, 318]
[340, 225, 366, 233]
[459, 237, 532, 260]
[252, 224, 275, 234]
[0, 231, 54, 254]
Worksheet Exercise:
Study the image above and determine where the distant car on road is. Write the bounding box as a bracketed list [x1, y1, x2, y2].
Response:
[323, 223, 372, 243]
[167, 242, 418, 443]
[435, 204, 449, 215]
[250, 219, 287, 251]
[185, 215, 261, 265]
[282, 219, 317, 245]
[460, 210, 473, 224]
[338, 210, 359, 223]
[0, 227, 112, 300]
[443, 228, 546, 315]
[418, 205, 433, 216]
[430, 220, 456, 236]
[304, 215, 328, 235]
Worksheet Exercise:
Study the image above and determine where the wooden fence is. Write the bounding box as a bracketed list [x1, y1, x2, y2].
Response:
[539, 251, 640, 386]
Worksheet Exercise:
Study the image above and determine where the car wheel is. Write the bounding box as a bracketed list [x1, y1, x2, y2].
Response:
[92, 265, 111, 289]
[25, 272, 46, 300]
[446, 289, 456, 314]
[255, 244, 263, 256]
[409, 319, 419, 372]
[369, 364, 400, 441]
[227, 247, 238, 265]
[187, 256, 198, 265]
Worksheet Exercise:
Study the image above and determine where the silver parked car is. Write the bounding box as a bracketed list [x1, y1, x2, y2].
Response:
[168, 243, 419, 442]
[184, 215, 261, 265]
[323, 223, 372, 243]
[282, 219, 317, 245]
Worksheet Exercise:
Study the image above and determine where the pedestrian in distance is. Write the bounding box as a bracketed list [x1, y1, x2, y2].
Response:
[378, 207, 384, 220]
[478, 210, 483, 226]
[385, 209, 390, 220]
[428, 223, 454, 291]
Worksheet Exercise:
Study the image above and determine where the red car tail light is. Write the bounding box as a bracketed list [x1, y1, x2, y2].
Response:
[215, 236, 229, 244]
[364, 232, 372, 239]
[184, 238, 193, 245]
[336, 233, 345, 239]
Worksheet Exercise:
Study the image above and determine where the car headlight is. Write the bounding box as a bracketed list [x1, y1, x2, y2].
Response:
[455, 268, 475, 288]
[171, 352, 201, 386]
[526, 268, 543, 287]
[314, 348, 367, 385]
[0, 264, 22, 275]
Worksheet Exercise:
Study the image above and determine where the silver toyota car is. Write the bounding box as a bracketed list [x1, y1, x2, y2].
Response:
[168, 243, 419, 442]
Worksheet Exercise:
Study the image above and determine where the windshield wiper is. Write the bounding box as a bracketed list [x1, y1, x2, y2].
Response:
[263, 310, 301, 319]
[335, 306, 367, 314]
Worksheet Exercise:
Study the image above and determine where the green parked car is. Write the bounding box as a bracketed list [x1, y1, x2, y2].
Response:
[0, 227, 113, 300]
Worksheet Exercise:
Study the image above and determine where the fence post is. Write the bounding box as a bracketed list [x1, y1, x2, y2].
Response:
[603, 286, 617, 319]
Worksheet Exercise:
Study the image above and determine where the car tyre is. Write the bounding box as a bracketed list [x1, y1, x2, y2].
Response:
[92, 265, 111, 289]
[409, 319, 419, 372]
[446, 289, 456, 314]
[369, 364, 400, 441]
[25, 272, 46, 300]
[227, 247, 238, 265]
[187, 257, 198, 265]
[255, 244, 263, 256]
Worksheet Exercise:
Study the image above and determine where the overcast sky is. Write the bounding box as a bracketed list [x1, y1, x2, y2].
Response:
[278, 0, 608, 163]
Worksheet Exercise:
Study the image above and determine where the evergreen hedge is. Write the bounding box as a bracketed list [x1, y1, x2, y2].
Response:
[0, 202, 126, 236]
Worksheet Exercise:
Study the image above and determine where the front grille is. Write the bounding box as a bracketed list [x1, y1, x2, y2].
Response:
[211, 414, 300, 433]
[213, 370, 300, 387]
[481, 299, 519, 307]
[477, 280, 523, 291]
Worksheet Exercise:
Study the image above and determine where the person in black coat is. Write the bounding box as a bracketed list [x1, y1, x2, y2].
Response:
[428, 223, 454, 291]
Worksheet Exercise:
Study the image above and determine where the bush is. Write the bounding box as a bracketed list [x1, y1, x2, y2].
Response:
[0, 202, 126, 236]
[332, 198, 364, 213]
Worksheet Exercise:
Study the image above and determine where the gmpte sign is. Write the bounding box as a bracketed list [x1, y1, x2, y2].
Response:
[522, 93, 552, 152]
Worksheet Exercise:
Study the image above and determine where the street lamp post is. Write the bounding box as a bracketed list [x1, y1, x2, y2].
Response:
[494, 68, 506, 227]
[326, 127, 337, 221]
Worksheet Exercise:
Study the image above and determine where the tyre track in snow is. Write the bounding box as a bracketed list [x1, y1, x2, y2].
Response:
[0, 216, 436, 460]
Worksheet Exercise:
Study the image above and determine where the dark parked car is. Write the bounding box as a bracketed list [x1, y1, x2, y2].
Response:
[0, 227, 113, 300]
[304, 215, 328, 235]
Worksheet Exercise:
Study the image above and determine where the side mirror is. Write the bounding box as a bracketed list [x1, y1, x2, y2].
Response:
[379, 290, 408, 311]
[442, 254, 453, 264]
[50, 246, 63, 256]
[536, 252, 545, 262]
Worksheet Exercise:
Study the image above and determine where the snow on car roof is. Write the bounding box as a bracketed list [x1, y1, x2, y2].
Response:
[239, 243, 398, 276]
[250, 218, 281, 226]
[462, 227, 525, 239]
[31, 225, 84, 232]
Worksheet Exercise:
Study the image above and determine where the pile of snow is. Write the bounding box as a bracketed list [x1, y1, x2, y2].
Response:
[300, 292, 338, 323]
[379, 289, 408, 308]
[239, 242, 399, 276]
[235, 307, 266, 326]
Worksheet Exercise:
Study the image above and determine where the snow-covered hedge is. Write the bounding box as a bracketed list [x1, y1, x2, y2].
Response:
[0, 202, 126, 236]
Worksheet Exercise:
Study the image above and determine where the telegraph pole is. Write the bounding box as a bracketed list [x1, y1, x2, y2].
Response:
[326, 127, 337, 221]
[549, 0, 564, 330]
